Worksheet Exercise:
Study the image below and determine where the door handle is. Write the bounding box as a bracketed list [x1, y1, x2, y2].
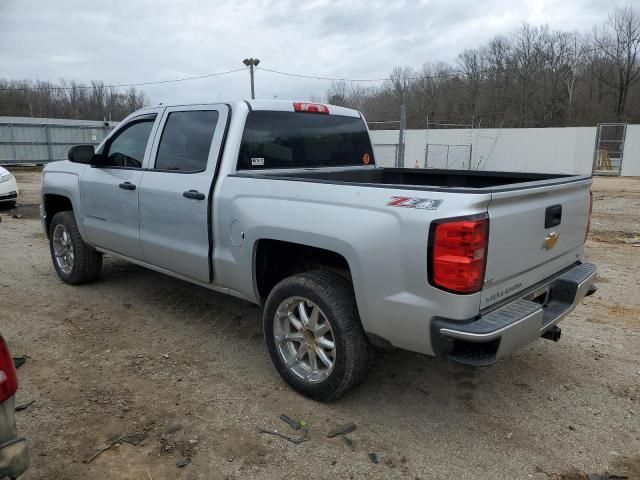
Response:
[119, 182, 136, 191]
[183, 190, 205, 200]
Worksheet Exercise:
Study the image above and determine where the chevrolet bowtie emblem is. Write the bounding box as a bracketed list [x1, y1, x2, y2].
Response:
[543, 232, 560, 250]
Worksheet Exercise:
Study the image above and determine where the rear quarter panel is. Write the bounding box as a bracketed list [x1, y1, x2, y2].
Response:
[213, 175, 491, 354]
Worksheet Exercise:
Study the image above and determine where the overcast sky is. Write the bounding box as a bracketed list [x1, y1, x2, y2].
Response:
[0, 0, 629, 105]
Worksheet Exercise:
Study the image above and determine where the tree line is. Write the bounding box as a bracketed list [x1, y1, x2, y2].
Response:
[326, 5, 640, 129]
[0, 79, 147, 121]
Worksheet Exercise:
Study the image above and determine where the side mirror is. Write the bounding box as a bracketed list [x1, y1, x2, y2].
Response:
[68, 145, 95, 164]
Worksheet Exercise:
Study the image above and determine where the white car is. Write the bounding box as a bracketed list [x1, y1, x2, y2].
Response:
[0, 167, 18, 208]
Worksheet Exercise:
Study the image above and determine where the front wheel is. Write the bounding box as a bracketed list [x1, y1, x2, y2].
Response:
[49, 211, 103, 285]
[263, 271, 372, 401]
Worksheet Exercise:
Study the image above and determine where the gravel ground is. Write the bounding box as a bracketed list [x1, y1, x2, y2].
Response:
[1, 169, 639, 480]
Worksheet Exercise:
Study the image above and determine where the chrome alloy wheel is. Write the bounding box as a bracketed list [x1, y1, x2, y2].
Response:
[52, 223, 74, 275]
[274, 297, 336, 383]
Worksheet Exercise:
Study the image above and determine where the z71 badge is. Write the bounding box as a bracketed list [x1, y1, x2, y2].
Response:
[387, 196, 443, 210]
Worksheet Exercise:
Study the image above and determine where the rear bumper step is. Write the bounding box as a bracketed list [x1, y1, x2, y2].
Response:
[431, 262, 597, 366]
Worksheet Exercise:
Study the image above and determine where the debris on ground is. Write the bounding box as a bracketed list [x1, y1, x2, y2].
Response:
[84, 433, 126, 464]
[258, 413, 310, 444]
[368, 452, 379, 464]
[279, 414, 301, 430]
[122, 433, 147, 446]
[15, 400, 35, 412]
[327, 422, 357, 438]
[259, 428, 309, 445]
[12, 356, 27, 369]
[176, 458, 191, 468]
[161, 348, 181, 359]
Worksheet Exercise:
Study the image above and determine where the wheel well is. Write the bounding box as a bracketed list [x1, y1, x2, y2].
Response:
[43, 194, 73, 236]
[255, 239, 352, 302]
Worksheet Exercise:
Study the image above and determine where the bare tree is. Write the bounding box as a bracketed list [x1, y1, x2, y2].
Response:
[457, 49, 486, 121]
[556, 32, 589, 121]
[593, 5, 640, 120]
[387, 66, 414, 105]
[0, 79, 147, 120]
[325, 4, 640, 129]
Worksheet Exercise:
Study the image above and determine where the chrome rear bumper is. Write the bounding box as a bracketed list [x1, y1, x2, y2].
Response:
[431, 262, 597, 366]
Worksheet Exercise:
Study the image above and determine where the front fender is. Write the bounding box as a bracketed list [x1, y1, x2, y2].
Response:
[41, 163, 87, 240]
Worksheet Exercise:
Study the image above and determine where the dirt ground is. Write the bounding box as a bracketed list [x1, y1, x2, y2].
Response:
[1, 168, 639, 480]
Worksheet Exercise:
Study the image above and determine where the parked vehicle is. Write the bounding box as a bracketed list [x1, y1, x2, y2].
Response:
[0, 335, 28, 479]
[41, 100, 596, 401]
[0, 167, 18, 208]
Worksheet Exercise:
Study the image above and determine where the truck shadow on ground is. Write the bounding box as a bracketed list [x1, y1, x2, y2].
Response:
[96, 256, 581, 417]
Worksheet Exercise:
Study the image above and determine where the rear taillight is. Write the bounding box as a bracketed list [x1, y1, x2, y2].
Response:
[428, 214, 489, 294]
[0, 336, 18, 402]
[293, 102, 329, 114]
[585, 191, 593, 243]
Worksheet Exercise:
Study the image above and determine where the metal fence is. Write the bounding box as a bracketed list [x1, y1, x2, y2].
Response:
[424, 143, 473, 170]
[0, 119, 115, 165]
[593, 123, 626, 176]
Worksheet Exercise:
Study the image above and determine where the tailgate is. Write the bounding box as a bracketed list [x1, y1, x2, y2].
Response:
[481, 178, 592, 309]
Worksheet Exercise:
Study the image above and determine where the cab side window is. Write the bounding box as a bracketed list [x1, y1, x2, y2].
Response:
[102, 118, 155, 168]
[155, 110, 219, 172]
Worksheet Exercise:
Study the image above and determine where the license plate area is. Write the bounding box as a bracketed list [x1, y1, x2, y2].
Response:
[528, 286, 551, 306]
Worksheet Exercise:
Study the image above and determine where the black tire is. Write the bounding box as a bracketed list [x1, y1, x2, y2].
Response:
[49, 211, 102, 285]
[263, 271, 372, 401]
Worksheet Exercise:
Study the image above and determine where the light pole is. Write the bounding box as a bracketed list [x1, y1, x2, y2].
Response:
[242, 58, 260, 99]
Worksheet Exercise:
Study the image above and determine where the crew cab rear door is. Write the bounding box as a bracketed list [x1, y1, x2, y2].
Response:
[481, 178, 592, 309]
[138, 104, 229, 283]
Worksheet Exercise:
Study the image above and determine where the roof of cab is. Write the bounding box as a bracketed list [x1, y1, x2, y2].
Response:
[140, 100, 361, 118]
[245, 100, 361, 118]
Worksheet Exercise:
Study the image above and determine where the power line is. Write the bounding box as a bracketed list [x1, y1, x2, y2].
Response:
[0, 68, 247, 91]
[259, 65, 512, 82]
[257, 67, 391, 82]
[254, 64, 579, 83]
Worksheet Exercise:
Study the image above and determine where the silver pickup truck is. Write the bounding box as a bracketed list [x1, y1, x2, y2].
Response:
[41, 100, 597, 401]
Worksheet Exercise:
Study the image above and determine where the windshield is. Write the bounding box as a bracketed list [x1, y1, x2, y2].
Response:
[237, 110, 374, 170]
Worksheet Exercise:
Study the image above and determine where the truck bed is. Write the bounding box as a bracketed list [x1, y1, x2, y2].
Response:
[232, 167, 587, 192]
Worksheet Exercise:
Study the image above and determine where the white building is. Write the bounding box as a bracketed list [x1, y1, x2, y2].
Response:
[370, 125, 640, 177]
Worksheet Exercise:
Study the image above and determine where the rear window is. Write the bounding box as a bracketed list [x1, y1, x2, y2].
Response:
[237, 111, 374, 170]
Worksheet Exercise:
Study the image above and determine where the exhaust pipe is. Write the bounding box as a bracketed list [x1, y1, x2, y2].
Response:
[541, 325, 562, 342]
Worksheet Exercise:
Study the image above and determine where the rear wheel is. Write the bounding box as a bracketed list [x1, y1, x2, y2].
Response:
[263, 271, 372, 401]
[49, 211, 102, 285]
